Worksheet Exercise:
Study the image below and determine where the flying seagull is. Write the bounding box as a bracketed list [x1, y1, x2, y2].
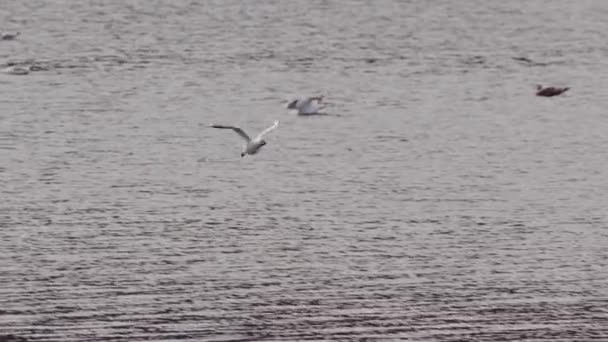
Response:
[536, 85, 569, 97]
[210, 120, 279, 157]
[286, 96, 324, 115]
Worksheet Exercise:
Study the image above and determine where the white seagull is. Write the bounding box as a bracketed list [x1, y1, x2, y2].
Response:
[210, 120, 279, 157]
[286, 95, 324, 115]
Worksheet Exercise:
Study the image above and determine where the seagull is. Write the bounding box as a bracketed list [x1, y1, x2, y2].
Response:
[286, 96, 324, 115]
[210, 120, 279, 157]
[1, 32, 20, 40]
[536, 85, 569, 97]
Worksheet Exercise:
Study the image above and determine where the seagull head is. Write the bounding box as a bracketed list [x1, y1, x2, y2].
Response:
[260, 140, 267, 146]
[286, 99, 298, 109]
[536, 84, 543, 91]
[241, 152, 246, 157]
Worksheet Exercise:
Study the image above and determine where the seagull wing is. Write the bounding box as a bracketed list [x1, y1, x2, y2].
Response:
[298, 97, 313, 107]
[300, 97, 323, 114]
[210, 124, 251, 142]
[256, 120, 279, 139]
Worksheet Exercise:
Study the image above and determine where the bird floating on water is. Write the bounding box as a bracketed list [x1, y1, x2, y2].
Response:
[210, 120, 279, 157]
[287, 95, 325, 115]
[536, 85, 569, 97]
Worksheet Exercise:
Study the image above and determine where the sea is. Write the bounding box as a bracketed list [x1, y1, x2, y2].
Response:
[1, 0, 607, 341]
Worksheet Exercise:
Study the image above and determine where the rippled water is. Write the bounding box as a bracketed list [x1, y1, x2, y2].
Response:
[2, 0, 608, 341]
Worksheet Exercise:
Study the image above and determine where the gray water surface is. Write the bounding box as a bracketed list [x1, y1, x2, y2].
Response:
[2, 0, 608, 341]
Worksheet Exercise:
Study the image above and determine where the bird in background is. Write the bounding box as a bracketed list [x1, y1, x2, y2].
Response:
[286, 95, 325, 115]
[210, 120, 279, 157]
[536, 85, 569, 97]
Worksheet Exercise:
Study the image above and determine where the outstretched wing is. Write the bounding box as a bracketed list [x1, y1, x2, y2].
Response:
[210, 124, 251, 142]
[256, 120, 279, 139]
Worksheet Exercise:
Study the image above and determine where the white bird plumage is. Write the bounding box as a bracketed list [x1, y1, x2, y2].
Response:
[210, 120, 279, 157]
[286, 96, 324, 115]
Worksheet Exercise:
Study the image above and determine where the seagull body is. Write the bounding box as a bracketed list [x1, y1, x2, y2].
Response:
[287, 96, 324, 115]
[210, 120, 279, 157]
[536, 85, 569, 97]
[1, 32, 20, 40]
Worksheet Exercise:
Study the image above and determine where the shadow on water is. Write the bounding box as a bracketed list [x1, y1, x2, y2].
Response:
[295, 112, 344, 117]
